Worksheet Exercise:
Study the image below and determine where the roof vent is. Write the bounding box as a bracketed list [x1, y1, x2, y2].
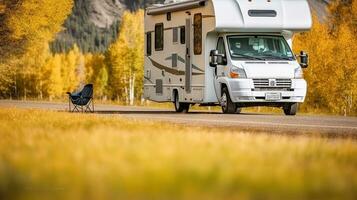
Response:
[248, 10, 277, 17]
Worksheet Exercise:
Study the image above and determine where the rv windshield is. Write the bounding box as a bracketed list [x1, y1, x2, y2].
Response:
[227, 35, 295, 61]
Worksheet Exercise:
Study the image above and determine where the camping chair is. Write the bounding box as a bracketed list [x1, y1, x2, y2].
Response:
[66, 84, 94, 113]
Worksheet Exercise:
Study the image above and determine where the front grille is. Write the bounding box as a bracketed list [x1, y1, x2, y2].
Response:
[253, 88, 293, 91]
[253, 79, 292, 89]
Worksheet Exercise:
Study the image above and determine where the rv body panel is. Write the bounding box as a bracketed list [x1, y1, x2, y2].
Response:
[212, 0, 312, 32]
[144, 0, 215, 103]
[240, 62, 296, 79]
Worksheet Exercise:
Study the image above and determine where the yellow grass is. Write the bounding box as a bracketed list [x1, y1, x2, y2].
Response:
[0, 108, 356, 200]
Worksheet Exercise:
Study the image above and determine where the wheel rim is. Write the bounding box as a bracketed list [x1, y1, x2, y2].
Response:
[221, 93, 227, 110]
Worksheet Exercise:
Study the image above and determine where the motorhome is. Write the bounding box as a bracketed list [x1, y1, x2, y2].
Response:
[144, 0, 311, 115]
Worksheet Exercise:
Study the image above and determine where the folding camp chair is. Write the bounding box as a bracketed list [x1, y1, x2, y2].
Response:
[66, 84, 94, 112]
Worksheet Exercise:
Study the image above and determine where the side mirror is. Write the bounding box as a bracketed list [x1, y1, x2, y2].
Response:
[298, 51, 309, 68]
[210, 50, 224, 67]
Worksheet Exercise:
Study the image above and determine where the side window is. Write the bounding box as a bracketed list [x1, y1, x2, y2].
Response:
[217, 37, 227, 65]
[180, 26, 185, 44]
[146, 32, 152, 56]
[155, 23, 164, 51]
[193, 13, 202, 55]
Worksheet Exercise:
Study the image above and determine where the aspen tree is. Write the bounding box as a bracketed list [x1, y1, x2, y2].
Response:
[106, 10, 144, 105]
[0, 0, 73, 98]
[293, 1, 357, 115]
[85, 53, 108, 99]
[62, 44, 82, 93]
[42, 54, 63, 100]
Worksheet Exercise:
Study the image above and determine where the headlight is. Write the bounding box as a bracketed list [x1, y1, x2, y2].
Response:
[230, 67, 247, 79]
[294, 67, 303, 79]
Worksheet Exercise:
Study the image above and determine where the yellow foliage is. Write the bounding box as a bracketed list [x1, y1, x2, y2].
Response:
[0, 63, 14, 97]
[85, 53, 108, 98]
[107, 10, 144, 104]
[62, 44, 83, 93]
[294, 11, 357, 115]
[0, 3, 5, 14]
[0, 0, 73, 99]
[42, 54, 63, 99]
[0, 0, 73, 59]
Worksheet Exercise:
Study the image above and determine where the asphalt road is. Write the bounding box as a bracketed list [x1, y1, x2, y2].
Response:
[1, 100, 356, 136]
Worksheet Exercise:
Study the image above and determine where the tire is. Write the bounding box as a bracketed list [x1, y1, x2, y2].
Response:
[221, 87, 237, 114]
[174, 91, 190, 113]
[283, 103, 298, 116]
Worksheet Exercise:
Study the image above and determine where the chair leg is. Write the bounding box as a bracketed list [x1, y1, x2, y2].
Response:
[68, 97, 71, 112]
[72, 105, 80, 112]
[71, 99, 94, 113]
[90, 99, 94, 113]
[85, 99, 94, 113]
[85, 105, 91, 113]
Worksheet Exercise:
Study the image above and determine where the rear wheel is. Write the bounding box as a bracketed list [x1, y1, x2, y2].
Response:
[221, 87, 237, 114]
[174, 91, 190, 113]
[283, 103, 298, 116]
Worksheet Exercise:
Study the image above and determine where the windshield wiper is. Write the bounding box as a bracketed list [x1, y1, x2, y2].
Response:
[261, 54, 292, 61]
[232, 53, 265, 60]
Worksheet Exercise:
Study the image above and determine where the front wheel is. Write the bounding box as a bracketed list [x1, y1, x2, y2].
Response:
[283, 103, 298, 116]
[221, 87, 237, 114]
[174, 91, 190, 113]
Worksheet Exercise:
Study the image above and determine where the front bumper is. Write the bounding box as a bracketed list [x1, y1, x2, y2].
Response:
[227, 79, 307, 103]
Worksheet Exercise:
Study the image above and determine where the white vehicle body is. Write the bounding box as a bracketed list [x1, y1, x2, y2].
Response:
[144, 0, 312, 114]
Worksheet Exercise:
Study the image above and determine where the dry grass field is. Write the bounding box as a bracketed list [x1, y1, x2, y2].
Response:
[0, 108, 356, 200]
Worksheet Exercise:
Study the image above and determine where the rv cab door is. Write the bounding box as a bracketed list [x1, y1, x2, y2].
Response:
[213, 37, 228, 98]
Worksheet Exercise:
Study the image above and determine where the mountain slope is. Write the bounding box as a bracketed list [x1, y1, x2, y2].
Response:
[51, 0, 164, 53]
[308, 0, 329, 21]
[89, 0, 126, 28]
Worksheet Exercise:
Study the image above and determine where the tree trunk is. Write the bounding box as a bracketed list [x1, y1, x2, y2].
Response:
[129, 72, 135, 106]
[123, 75, 129, 105]
[39, 80, 43, 100]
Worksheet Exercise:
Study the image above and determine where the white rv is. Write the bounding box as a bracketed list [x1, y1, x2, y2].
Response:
[144, 0, 311, 115]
